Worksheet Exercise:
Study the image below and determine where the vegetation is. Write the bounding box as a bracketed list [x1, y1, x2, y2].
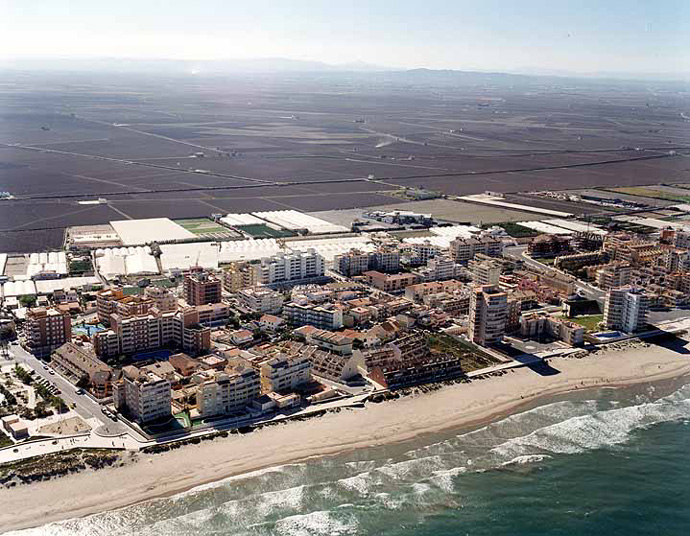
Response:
[18, 295, 36, 308]
[606, 187, 690, 203]
[0, 449, 120, 486]
[425, 333, 500, 372]
[13, 366, 33, 385]
[485, 221, 538, 238]
[69, 258, 92, 275]
[570, 314, 604, 331]
[0, 384, 17, 407]
[33, 383, 67, 413]
[0, 431, 12, 449]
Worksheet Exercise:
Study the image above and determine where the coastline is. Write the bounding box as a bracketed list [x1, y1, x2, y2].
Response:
[2, 341, 690, 533]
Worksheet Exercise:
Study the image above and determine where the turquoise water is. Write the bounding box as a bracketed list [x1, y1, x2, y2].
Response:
[7, 378, 690, 535]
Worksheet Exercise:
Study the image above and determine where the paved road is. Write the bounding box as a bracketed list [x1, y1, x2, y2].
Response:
[503, 245, 606, 304]
[4, 344, 146, 441]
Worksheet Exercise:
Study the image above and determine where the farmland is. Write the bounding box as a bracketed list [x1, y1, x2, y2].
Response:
[0, 69, 689, 252]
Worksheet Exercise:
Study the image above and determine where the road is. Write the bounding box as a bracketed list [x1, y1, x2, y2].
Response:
[5, 344, 146, 441]
[503, 245, 606, 304]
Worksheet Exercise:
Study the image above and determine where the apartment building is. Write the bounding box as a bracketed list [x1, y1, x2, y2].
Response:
[409, 241, 443, 263]
[468, 256, 502, 286]
[662, 249, 690, 273]
[404, 280, 467, 302]
[282, 302, 344, 330]
[334, 247, 401, 277]
[596, 262, 632, 291]
[362, 271, 421, 293]
[195, 362, 261, 418]
[520, 312, 585, 346]
[450, 234, 504, 263]
[237, 286, 284, 314]
[414, 255, 457, 282]
[295, 327, 353, 355]
[93, 307, 211, 359]
[222, 260, 260, 292]
[468, 285, 508, 345]
[144, 285, 178, 312]
[50, 342, 113, 398]
[527, 235, 572, 258]
[260, 353, 312, 393]
[96, 287, 157, 326]
[254, 249, 324, 285]
[24, 307, 72, 358]
[114, 365, 172, 423]
[183, 270, 222, 305]
[603, 287, 649, 333]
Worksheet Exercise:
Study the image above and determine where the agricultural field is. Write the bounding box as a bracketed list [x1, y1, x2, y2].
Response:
[174, 218, 241, 240]
[1, 69, 689, 252]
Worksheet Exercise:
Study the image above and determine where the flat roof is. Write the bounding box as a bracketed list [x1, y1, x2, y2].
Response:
[110, 218, 196, 246]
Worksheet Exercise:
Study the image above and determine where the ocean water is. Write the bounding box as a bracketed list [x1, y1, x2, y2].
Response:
[8, 378, 690, 536]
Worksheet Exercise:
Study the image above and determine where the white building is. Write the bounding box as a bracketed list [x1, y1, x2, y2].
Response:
[469, 284, 508, 345]
[255, 249, 324, 285]
[283, 302, 344, 330]
[114, 366, 171, 423]
[604, 287, 649, 333]
[236, 286, 284, 314]
[195, 364, 260, 418]
[261, 353, 312, 393]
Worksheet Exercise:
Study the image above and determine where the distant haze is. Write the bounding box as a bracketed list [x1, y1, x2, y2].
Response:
[1, 0, 689, 79]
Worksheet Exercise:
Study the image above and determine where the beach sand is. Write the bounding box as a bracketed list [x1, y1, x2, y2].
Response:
[2, 340, 690, 533]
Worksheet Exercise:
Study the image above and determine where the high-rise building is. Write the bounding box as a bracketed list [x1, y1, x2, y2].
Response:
[24, 307, 72, 357]
[113, 366, 171, 423]
[468, 256, 502, 286]
[468, 285, 508, 345]
[237, 286, 284, 314]
[144, 285, 178, 312]
[283, 302, 344, 330]
[254, 249, 324, 284]
[222, 261, 260, 291]
[596, 263, 632, 291]
[603, 287, 649, 333]
[261, 353, 312, 393]
[334, 246, 400, 276]
[183, 270, 222, 305]
[195, 362, 261, 418]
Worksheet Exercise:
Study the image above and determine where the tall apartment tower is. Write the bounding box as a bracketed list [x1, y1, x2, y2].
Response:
[24, 307, 72, 357]
[468, 284, 508, 346]
[603, 287, 649, 333]
[183, 270, 222, 305]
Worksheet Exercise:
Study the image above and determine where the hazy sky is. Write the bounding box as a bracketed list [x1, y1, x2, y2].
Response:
[1, 0, 689, 74]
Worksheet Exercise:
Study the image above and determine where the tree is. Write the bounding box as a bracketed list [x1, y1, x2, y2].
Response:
[19, 295, 36, 308]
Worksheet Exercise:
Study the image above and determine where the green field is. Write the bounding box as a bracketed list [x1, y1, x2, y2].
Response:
[236, 224, 296, 238]
[570, 314, 604, 331]
[425, 333, 501, 372]
[605, 187, 690, 203]
[175, 218, 238, 238]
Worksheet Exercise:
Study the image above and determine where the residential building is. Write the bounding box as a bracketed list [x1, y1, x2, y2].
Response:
[283, 302, 344, 330]
[254, 249, 324, 284]
[236, 286, 284, 314]
[144, 285, 178, 312]
[596, 263, 632, 291]
[50, 342, 113, 398]
[294, 327, 353, 355]
[309, 349, 364, 383]
[222, 261, 260, 291]
[183, 270, 222, 305]
[468, 256, 502, 285]
[259, 314, 285, 332]
[195, 362, 261, 418]
[468, 285, 508, 345]
[527, 235, 572, 258]
[24, 307, 71, 358]
[450, 234, 503, 263]
[414, 255, 458, 282]
[603, 287, 649, 333]
[113, 366, 171, 423]
[404, 280, 467, 302]
[520, 312, 585, 346]
[261, 353, 312, 393]
[363, 271, 421, 293]
[334, 246, 400, 277]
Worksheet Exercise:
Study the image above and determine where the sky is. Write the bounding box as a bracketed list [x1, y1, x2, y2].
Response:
[1, 0, 689, 76]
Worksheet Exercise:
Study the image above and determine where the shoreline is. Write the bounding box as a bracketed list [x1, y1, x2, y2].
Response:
[2, 341, 690, 533]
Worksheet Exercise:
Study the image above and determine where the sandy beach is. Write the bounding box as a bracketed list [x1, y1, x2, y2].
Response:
[2, 340, 690, 533]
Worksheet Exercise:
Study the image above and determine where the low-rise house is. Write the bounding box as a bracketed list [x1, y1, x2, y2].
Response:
[259, 314, 285, 332]
[229, 329, 254, 346]
[309, 349, 364, 383]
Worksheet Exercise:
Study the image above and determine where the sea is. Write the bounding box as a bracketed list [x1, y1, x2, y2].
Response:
[8, 377, 690, 536]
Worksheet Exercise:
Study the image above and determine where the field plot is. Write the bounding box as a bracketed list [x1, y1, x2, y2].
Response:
[174, 218, 241, 240]
[1, 70, 689, 252]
